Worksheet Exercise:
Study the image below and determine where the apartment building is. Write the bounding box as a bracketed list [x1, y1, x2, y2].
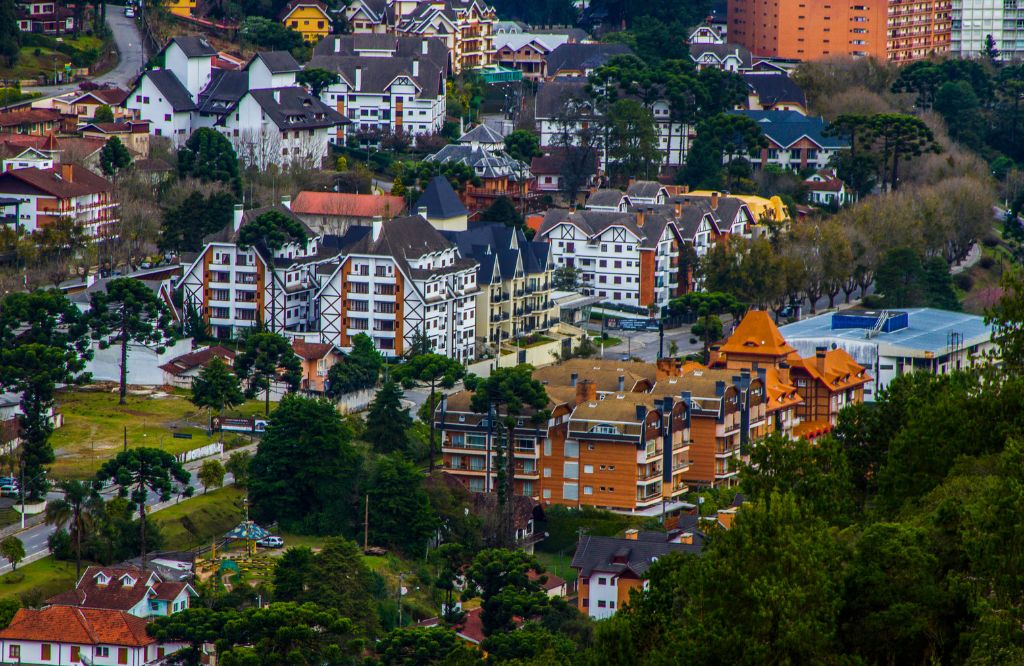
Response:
[731, 111, 849, 173]
[0, 164, 119, 236]
[315, 215, 479, 360]
[310, 35, 448, 145]
[952, 0, 1024, 60]
[727, 0, 951, 62]
[443, 222, 555, 352]
[493, 32, 571, 81]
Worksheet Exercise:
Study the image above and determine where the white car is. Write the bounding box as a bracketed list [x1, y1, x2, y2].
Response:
[256, 536, 284, 548]
[124, 7, 135, 16]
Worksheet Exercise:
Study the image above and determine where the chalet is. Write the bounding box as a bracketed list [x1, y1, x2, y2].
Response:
[46, 566, 197, 618]
[158, 346, 236, 389]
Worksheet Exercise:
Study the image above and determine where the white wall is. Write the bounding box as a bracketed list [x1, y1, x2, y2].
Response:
[85, 337, 193, 386]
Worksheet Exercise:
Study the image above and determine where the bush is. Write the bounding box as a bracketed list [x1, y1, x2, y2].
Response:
[861, 294, 886, 308]
[689, 337, 698, 344]
[224, 435, 250, 451]
[979, 255, 996, 270]
[1, 573, 25, 585]
[953, 273, 975, 291]
[47, 529, 73, 562]
[692, 315, 724, 341]
[982, 234, 1000, 248]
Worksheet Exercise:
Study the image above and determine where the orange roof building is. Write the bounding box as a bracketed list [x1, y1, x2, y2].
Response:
[714, 309, 797, 369]
[291, 191, 406, 235]
[788, 346, 870, 438]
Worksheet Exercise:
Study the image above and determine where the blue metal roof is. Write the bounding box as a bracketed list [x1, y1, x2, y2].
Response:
[779, 308, 993, 353]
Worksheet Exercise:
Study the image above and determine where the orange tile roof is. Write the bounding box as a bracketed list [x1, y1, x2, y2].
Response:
[291, 191, 405, 219]
[718, 310, 797, 358]
[793, 420, 834, 440]
[0, 606, 155, 646]
[789, 348, 871, 391]
[761, 365, 803, 412]
[291, 339, 336, 360]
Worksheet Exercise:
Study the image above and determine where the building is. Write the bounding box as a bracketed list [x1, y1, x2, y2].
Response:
[280, 0, 333, 43]
[47, 87, 133, 126]
[804, 169, 856, 207]
[731, 110, 848, 173]
[0, 164, 119, 236]
[291, 191, 407, 235]
[80, 121, 151, 158]
[46, 566, 197, 618]
[544, 42, 632, 79]
[741, 72, 808, 113]
[442, 222, 555, 352]
[310, 35, 448, 146]
[158, 346, 236, 389]
[572, 531, 702, 619]
[952, 0, 1024, 60]
[164, 0, 197, 17]
[0, 108, 62, 136]
[315, 214, 479, 359]
[15, 0, 75, 34]
[777, 308, 994, 401]
[689, 41, 753, 72]
[0, 606, 184, 665]
[415, 175, 469, 231]
[493, 32, 572, 81]
[530, 148, 599, 196]
[727, 0, 951, 62]
[291, 339, 343, 392]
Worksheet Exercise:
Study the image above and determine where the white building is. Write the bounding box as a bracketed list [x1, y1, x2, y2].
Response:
[952, 0, 1024, 61]
[0, 164, 118, 236]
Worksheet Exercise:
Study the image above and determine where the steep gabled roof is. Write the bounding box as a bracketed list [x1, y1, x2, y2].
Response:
[585, 189, 626, 209]
[0, 606, 156, 646]
[244, 87, 348, 130]
[279, 0, 330, 20]
[292, 191, 406, 218]
[458, 123, 505, 144]
[718, 310, 797, 358]
[157, 346, 235, 376]
[534, 78, 592, 119]
[0, 165, 113, 198]
[416, 175, 468, 218]
[572, 535, 700, 578]
[689, 42, 752, 69]
[168, 35, 218, 58]
[545, 42, 632, 75]
[198, 69, 249, 116]
[145, 69, 199, 112]
[249, 50, 302, 74]
[307, 54, 445, 100]
[742, 72, 807, 108]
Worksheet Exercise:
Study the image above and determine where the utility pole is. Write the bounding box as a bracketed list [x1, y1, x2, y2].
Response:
[363, 494, 369, 551]
[123, 426, 127, 452]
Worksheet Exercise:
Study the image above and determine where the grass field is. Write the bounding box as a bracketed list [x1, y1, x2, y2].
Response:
[1, 35, 107, 81]
[535, 551, 577, 583]
[154, 485, 247, 551]
[49, 388, 264, 480]
[0, 557, 79, 603]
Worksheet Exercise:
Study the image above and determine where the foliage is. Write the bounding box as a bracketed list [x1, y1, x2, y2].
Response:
[249, 395, 361, 534]
[303, 538, 379, 637]
[297, 67, 339, 96]
[376, 626, 462, 666]
[0, 537, 25, 571]
[44, 480, 100, 579]
[466, 548, 547, 636]
[325, 333, 382, 397]
[93, 104, 114, 123]
[551, 265, 584, 291]
[683, 113, 767, 189]
[482, 196, 523, 230]
[0, 0, 20, 66]
[234, 332, 302, 415]
[368, 455, 438, 555]
[364, 380, 413, 455]
[99, 137, 132, 177]
[190, 356, 244, 423]
[605, 99, 661, 184]
[159, 191, 237, 253]
[240, 16, 303, 51]
[178, 128, 241, 193]
[0, 598, 19, 630]
[874, 247, 960, 310]
[504, 129, 542, 164]
[225, 451, 252, 488]
[198, 459, 226, 493]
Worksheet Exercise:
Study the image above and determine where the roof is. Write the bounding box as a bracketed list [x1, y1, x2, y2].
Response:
[72, 87, 131, 106]
[168, 35, 218, 58]
[625, 181, 664, 201]
[424, 144, 531, 181]
[291, 339, 337, 360]
[718, 310, 797, 358]
[730, 110, 847, 150]
[198, 69, 249, 116]
[458, 123, 505, 144]
[0, 606, 155, 646]
[571, 535, 700, 578]
[545, 42, 632, 75]
[530, 147, 598, 176]
[311, 34, 449, 72]
[0, 107, 61, 127]
[145, 69, 199, 112]
[133, 157, 173, 172]
[586, 189, 625, 209]
[493, 31, 568, 54]
[249, 50, 302, 73]
[742, 72, 807, 108]
[442, 222, 550, 284]
[0, 165, 113, 198]
[418, 606, 488, 644]
[157, 345, 235, 376]
[689, 42, 752, 69]
[538, 208, 677, 250]
[307, 54, 446, 100]
[292, 191, 406, 219]
[340, 214, 458, 263]
[203, 203, 316, 245]
[243, 87, 348, 131]
[280, 0, 330, 19]
[415, 176, 468, 219]
[788, 348, 871, 392]
[534, 78, 592, 119]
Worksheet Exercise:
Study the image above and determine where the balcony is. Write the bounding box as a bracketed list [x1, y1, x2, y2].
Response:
[513, 464, 540, 480]
[637, 467, 663, 482]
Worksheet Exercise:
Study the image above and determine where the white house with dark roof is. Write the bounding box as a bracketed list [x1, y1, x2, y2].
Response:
[126, 69, 197, 143]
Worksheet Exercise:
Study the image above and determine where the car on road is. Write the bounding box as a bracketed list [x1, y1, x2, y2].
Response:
[124, 6, 135, 16]
[0, 484, 19, 497]
[256, 536, 284, 548]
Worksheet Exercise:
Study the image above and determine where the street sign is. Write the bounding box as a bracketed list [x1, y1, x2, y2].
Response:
[172, 432, 193, 440]
[609, 317, 660, 332]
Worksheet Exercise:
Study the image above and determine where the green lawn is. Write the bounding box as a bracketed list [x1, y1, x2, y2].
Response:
[154, 486, 247, 552]
[0, 557, 79, 603]
[535, 551, 577, 583]
[591, 335, 623, 348]
[49, 388, 264, 480]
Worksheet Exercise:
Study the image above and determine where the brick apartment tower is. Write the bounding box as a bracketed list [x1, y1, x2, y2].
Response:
[727, 0, 951, 62]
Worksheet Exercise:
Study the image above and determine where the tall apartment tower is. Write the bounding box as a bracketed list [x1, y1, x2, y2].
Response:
[728, 0, 951, 62]
[951, 0, 1024, 61]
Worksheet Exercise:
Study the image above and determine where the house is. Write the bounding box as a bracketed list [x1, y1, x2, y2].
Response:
[530, 148, 599, 196]
[572, 531, 702, 619]
[415, 175, 469, 231]
[164, 0, 197, 17]
[46, 566, 197, 618]
[675, 191, 757, 237]
[544, 43, 632, 79]
[731, 110, 848, 172]
[0, 108, 62, 136]
[493, 32, 571, 81]
[158, 346, 236, 389]
[423, 125, 534, 214]
[0, 606, 184, 665]
[291, 191, 407, 235]
[804, 169, 856, 207]
[309, 35, 448, 146]
[689, 42, 752, 72]
[2, 146, 53, 172]
[395, 0, 497, 74]
[280, 0, 333, 43]
[442, 222, 555, 352]
[417, 606, 488, 645]
[529, 569, 567, 597]
[291, 339, 343, 392]
[741, 72, 808, 114]
[47, 87, 133, 125]
[787, 347, 871, 438]
[80, 121, 152, 157]
[0, 164, 119, 236]
[15, 0, 75, 34]
[1, 392, 63, 452]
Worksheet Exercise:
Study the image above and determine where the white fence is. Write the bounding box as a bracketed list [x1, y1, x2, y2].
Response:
[177, 442, 223, 464]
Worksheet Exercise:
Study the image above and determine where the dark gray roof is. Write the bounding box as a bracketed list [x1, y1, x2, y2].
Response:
[168, 35, 217, 58]
[534, 78, 592, 119]
[424, 144, 530, 181]
[145, 69, 198, 112]
[459, 124, 504, 144]
[669, 197, 723, 238]
[742, 72, 807, 108]
[244, 88, 349, 130]
[683, 195, 752, 228]
[545, 42, 631, 76]
[540, 207, 680, 250]
[416, 176, 467, 219]
[332, 214, 470, 281]
[442, 223, 550, 284]
[585, 189, 625, 208]
[571, 535, 701, 578]
[689, 42, 752, 69]
[198, 69, 248, 116]
[307, 54, 445, 100]
[312, 33, 450, 73]
[530, 147, 598, 176]
[250, 51, 302, 74]
[625, 181, 665, 201]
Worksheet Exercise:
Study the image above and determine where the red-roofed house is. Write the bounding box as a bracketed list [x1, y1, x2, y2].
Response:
[292, 339, 343, 392]
[0, 108, 62, 136]
[46, 566, 197, 618]
[50, 87, 133, 124]
[81, 120, 151, 157]
[0, 606, 185, 664]
[158, 346, 237, 389]
[0, 164, 118, 235]
[804, 169, 855, 207]
[417, 606, 490, 645]
[291, 191, 406, 235]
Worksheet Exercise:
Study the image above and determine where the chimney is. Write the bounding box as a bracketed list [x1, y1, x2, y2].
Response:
[635, 405, 647, 421]
[624, 528, 639, 541]
[417, 205, 428, 218]
[233, 204, 244, 231]
[273, 90, 280, 103]
[636, 209, 645, 227]
[570, 372, 578, 387]
[617, 375, 625, 392]
[575, 379, 597, 405]
[412, 59, 420, 77]
[371, 215, 383, 241]
[422, 39, 429, 55]
[355, 67, 362, 92]
[715, 380, 725, 397]
[816, 346, 828, 374]
[711, 191, 720, 210]
[280, 195, 291, 210]
[334, 37, 340, 53]
[60, 163, 74, 182]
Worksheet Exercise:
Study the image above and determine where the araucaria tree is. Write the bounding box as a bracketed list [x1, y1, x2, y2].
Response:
[94, 448, 193, 571]
[189, 357, 244, 437]
[87, 278, 175, 405]
[234, 332, 301, 415]
[0, 290, 91, 500]
[99, 136, 132, 177]
[177, 127, 241, 193]
[394, 353, 465, 472]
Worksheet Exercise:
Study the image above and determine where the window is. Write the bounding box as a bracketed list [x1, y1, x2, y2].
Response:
[598, 577, 607, 585]
[584, 485, 593, 495]
[8, 646, 20, 659]
[584, 464, 594, 474]
[597, 600, 607, 608]
[564, 462, 579, 480]
[563, 483, 579, 500]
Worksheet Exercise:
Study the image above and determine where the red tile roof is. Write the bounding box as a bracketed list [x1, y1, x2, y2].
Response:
[158, 345, 235, 376]
[291, 339, 336, 360]
[292, 191, 406, 219]
[718, 310, 797, 359]
[417, 606, 488, 644]
[0, 164, 113, 198]
[72, 88, 130, 106]
[0, 606, 156, 646]
[0, 108, 62, 128]
[47, 566, 155, 612]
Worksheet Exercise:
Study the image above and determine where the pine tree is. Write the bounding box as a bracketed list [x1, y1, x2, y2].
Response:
[364, 379, 413, 455]
[100, 137, 132, 177]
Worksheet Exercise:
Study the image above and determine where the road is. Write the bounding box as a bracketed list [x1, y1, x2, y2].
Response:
[0, 445, 252, 575]
[23, 10, 146, 96]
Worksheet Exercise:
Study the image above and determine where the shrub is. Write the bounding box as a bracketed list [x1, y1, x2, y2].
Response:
[861, 294, 886, 308]
[979, 255, 996, 270]
[1, 573, 25, 585]
[953, 273, 975, 291]
[47, 529, 73, 562]
[689, 337, 698, 344]
[982, 234, 1000, 248]
[692, 315, 724, 341]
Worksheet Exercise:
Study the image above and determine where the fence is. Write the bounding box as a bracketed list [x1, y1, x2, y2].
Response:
[177, 442, 223, 464]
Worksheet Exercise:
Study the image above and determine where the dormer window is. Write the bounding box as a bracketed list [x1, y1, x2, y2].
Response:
[121, 574, 136, 587]
[95, 572, 109, 585]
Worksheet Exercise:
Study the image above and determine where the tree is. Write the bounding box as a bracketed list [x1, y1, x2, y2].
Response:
[934, 80, 984, 144]
[874, 247, 926, 308]
[466, 548, 548, 636]
[148, 607, 226, 666]
[684, 113, 767, 190]
[482, 196, 523, 230]
[93, 104, 115, 123]
[983, 33, 1001, 63]
[393, 353, 465, 472]
[248, 395, 361, 534]
[178, 128, 241, 192]
[240, 16, 304, 51]
[237, 210, 307, 333]
[468, 366, 549, 546]
[198, 459, 225, 493]
[364, 380, 414, 455]
[549, 94, 600, 204]
[987, 269, 1024, 375]
[551, 265, 584, 291]
[190, 357, 244, 438]
[368, 455, 438, 554]
[0, 537, 25, 572]
[0, 290, 91, 500]
[504, 130, 542, 164]
[669, 292, 745, 363]
[234, 332, 301, 415]
[0, 0, 20, 67]
[325, 333, 382, 397]
[304, 538, 380, 636]
[870, 114, 939, 191]
[377, 626, 462, 666]
[0, 598, 19, 630]
[605, 98, 661, 185]
[44, 480, 100, 579]
[87, 278, 175, 405]
[94, 448, 193, 571]
[225, 451, 252, 488]
[272, 546, 315, 601]
[297, 67, 340, 96]
[159, 191, 236, 253]
[99, 136, 132, 177]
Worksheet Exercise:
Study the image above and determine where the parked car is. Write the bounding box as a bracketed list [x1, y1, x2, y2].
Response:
[0, 484, 19, 497]
[256, 536, 284, 548]
[124, 7, 135, 16]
